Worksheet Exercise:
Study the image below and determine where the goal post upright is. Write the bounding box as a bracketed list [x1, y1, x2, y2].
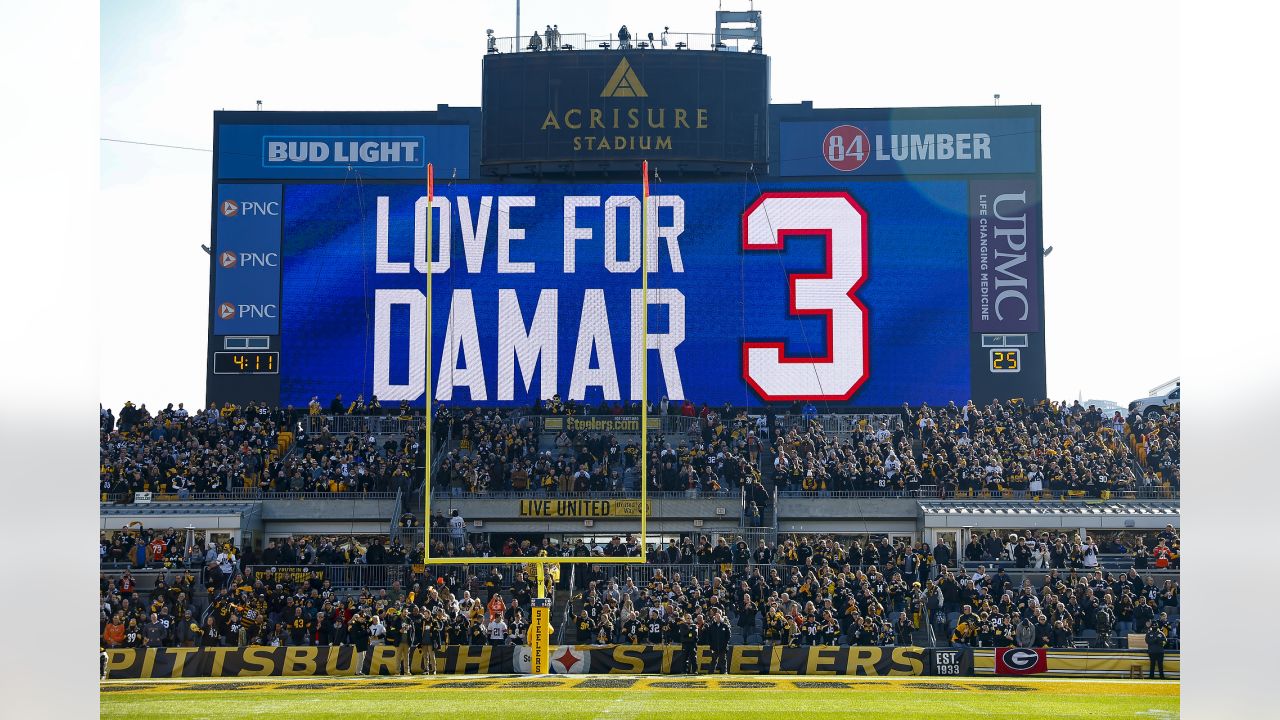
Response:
[424, 162, 434, 559]
[640, 159, 649, 563]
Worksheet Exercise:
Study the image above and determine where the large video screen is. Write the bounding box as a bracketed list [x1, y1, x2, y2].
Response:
[275, 180, 976, 408]
[208, 109, 1044, 408]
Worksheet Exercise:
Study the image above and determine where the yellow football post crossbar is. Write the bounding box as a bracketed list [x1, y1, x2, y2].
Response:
[419, 162, 652, 671]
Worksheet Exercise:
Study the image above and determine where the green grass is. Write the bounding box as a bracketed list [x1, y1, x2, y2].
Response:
[100, 675, 1179, 720]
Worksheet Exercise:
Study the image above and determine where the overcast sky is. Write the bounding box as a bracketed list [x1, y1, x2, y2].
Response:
[100, 0, 1179, 410]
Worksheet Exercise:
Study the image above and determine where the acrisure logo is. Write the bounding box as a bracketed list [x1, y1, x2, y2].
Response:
[600, 58, 647, 98]
[218, 302, 237, 320]
[219, 251, 238, 269]
[221, 199, 239, 217]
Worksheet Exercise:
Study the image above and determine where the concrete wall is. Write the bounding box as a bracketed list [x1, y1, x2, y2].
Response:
[259, 498, 399, 522]
[776, 497, 921, 519]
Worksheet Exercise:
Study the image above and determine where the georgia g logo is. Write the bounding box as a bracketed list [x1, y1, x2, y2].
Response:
[995, 647, 1046, 675]
[1002, 648, 1038, 670]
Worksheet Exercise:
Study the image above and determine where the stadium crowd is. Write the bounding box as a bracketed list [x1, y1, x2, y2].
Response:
[99, 397, 427, 498]
[100, 401, 288, 497]
[99, 394, 1178, 501]
[101, 522, 416, 570]
[102, 533, 1178, 660]
[429, 398, 767, 499]
[770, 399, 1179, 496]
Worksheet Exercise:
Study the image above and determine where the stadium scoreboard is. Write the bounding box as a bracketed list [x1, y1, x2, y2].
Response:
[207, 51, 1045, 409]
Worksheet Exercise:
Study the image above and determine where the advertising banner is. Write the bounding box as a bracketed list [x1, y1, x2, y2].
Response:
[217, 123, 470, 180]
[246, 565, 326, 584]
[779, 115, 1038, 177]
[518, 499, 649, 517]
[992, 647, 1047, 675]
[105, 645, 515, 679]
[974, 648, 1179, 679]
[214, 183, 282, 335]
[969, 179, 1043, 333]
[928, 647, 973, 676]
[105, 645, 938, 678]
[482, 52, 768, 168]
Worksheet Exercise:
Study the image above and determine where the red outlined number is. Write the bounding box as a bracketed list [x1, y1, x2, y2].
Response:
[741, 192, 870, 401]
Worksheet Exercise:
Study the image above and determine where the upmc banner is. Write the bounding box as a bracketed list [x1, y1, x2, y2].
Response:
[105, 645, 940, 678]
[970, 180, 1042, 333]
[280, 180, 985, 408]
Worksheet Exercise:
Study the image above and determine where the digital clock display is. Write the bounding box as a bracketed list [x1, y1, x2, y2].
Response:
[990, 349, 1020, 373]
[214, 352, 279, 375]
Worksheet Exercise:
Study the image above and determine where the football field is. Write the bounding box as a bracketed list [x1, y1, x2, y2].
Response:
[100, 674, 1179, 719]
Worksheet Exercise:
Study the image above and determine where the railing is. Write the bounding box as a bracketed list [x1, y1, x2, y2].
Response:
[101, 490, 401, 503]
[777, 487, 1179, 501]
[956, 557, 1181, 576]
[418, 487, 1181, 501]
[299, 414, 423, 437]
[389, 489, 403, 539]
[214, 560, 1177, 593]
[428, 490, 729, 501]
[243, 563, 410, 589]
[531, 414, 701, 437]
[99, 487, 1177, 505]
[487, 31, 760, 55]
[557, 565, 576, 645]
[774, 413, 905, 437]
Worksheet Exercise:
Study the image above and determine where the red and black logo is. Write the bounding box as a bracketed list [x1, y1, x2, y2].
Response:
[994, 647, 1047, 675]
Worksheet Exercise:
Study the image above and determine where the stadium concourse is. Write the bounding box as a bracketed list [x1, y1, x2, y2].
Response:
[100, 397, 1179, 673]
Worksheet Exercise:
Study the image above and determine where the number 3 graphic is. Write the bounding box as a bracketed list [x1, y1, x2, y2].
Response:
[741, 192, 870, 401]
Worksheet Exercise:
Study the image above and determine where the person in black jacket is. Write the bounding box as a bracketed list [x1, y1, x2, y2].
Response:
[677, 614, 700, 674]
[932, 539, 952, 568]
[704, 609, 732, 674]
[1145, 627, 1166, 679]
[348, 614, 370, 676]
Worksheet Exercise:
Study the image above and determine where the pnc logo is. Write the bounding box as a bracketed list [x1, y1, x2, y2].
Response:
[220, 199, 280, 217]
[217, 302, 278, 320]
[218, 251, 278, 269]
[600, 58, 647, 98]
